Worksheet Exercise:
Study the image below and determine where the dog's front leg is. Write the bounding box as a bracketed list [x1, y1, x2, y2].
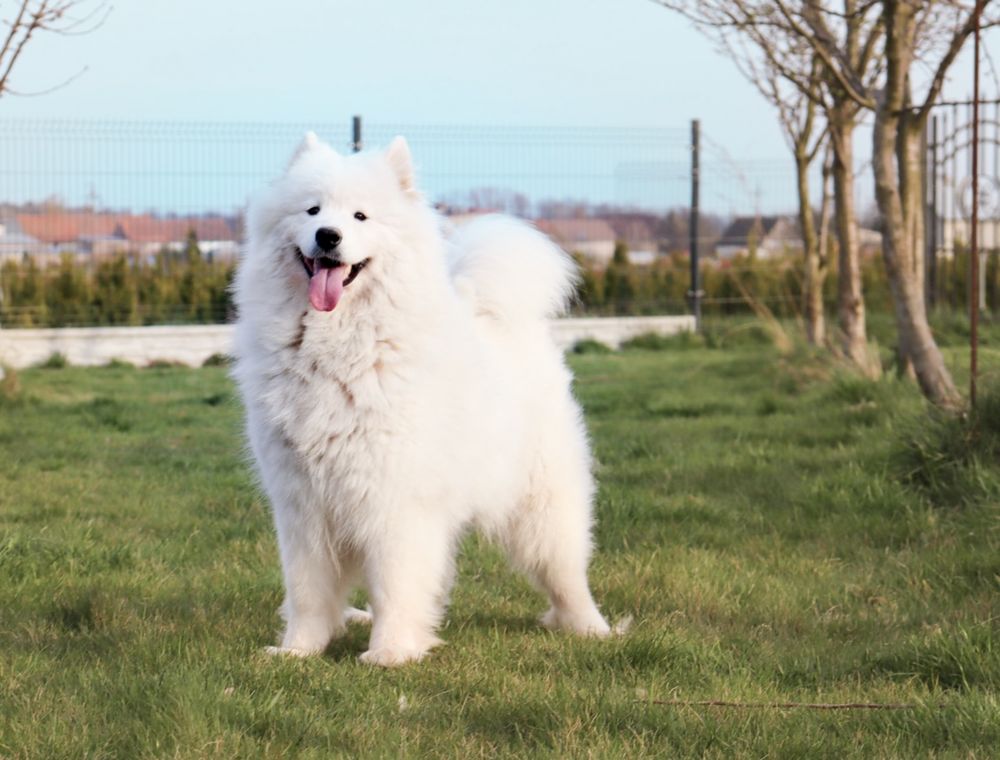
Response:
[359, 520, 454, 667]
[264, 502, 358, 657]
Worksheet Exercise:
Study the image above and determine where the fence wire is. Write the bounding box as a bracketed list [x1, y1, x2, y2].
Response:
[0, 117, 821, 327]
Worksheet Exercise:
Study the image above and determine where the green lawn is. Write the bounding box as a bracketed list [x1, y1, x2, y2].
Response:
[0, 337, 997, 758]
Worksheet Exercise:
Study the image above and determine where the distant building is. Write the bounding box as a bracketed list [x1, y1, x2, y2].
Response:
[0, 217, 51, 262]
[625, 250, 658, 266]
[535, 218, 617, 265]
[0, 232, 47, 263]
[603, 214, 660, 263]
[112, 215, 240, 260]
[14, 211, 118, 263]
[933, 217, 1000, 256]
[858, 226, 883, 257]
[9, 211, 240, 264]
[715, 215, 802, 259]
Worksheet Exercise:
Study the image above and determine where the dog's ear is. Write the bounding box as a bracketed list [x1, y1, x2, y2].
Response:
[287, 131, 320, 169]
[385, 136, 417, 194]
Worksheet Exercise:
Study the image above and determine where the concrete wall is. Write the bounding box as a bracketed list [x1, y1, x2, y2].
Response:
[551, 316, 693, 350]
[0, 315, 694, 369]
[0, 324, 233, 369]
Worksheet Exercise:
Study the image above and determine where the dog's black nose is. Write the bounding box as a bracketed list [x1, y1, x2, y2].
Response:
[315, 227, 342, 252]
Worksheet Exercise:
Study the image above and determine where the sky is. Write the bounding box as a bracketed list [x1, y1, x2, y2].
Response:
[5, 0, 779, 148]
[1, 0, 996, 216]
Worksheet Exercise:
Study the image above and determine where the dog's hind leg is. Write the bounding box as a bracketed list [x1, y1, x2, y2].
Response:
[501, 444, 610, 637]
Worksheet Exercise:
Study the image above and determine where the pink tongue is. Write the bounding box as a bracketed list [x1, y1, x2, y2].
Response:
[308, 265, 347, 311]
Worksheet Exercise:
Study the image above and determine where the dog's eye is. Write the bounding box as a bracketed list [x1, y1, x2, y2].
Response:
[307, 206, 320, 216]
[354, 211, 367, 222]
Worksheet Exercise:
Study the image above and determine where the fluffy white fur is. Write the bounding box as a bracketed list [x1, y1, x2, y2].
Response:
[231, 134, 609, 667]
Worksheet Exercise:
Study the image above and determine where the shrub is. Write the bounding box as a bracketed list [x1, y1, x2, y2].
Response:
[38, 353, 68, 369]
[571, 338, 613, 355]
[701, 319, 778, 349]
[893, 385, 1000, 507]
[1, 249, 235, 327]
[621, 330, 704, 351]
[0, 366, 20, 402]
[202, 353, 231, 367]
[827, 374, 890, 406]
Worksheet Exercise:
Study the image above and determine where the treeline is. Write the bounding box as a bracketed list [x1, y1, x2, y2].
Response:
[1, 238, 996, 327]
[0, 234, 234, 327]
[572, 243, 883, 317]
[573, 242, 997, 319]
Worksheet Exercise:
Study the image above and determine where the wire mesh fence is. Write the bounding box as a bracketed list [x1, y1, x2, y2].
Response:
[0, 117, 821, 327]
[926, 99, 1000, 309]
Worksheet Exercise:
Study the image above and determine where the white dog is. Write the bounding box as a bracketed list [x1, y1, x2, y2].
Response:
[231, 133, 610, 666]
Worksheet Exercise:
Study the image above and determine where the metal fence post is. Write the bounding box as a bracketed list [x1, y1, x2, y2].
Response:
[689, 119, 702, 331]
[970, 2, 983, 408]
[352, 115, 362, 153]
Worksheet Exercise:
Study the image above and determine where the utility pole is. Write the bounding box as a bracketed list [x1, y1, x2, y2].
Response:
[688, 119, 702, 331]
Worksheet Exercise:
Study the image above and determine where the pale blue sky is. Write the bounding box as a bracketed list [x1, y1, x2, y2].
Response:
[1, 0, 994, 216]
[4, 0, 786, 154]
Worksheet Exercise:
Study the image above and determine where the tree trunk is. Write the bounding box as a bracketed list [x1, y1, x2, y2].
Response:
[871, 0, 961, 409]
[829, 115, 877, 375]
[900, 116, 925, 300]
[873, 101, 961, 409]
[796, 147, 826, 345]
[818, 148, 834, 336]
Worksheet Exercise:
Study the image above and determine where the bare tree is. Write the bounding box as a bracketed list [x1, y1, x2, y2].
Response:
[658, 1, 881, 371]
[784, 0, 992, 407]
[868, 1, 990, 407]
[709, 25, 832, 342]
[766, 62, 830, 344]
[662, 1, 994, 406]
[0, 1, 109, 99]
[807, 2, 884, 376]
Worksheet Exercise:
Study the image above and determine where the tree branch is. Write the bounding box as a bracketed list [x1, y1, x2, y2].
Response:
[0, 2, 48, 95]
[0, 1, 110, 99]
[773, 0, 877, 109]
[5, 63, 87, 96]
[917, 0, 991, 121]
[0, 2, 30, 73]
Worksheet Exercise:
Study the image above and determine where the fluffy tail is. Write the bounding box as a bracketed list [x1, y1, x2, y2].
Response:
[447, 214, 578, 325]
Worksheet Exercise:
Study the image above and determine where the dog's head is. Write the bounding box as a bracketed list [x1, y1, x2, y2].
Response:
[244, 133, 431, 313]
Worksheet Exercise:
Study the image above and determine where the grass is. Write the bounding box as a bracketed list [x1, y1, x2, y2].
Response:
[0, 340, 998, 758]
[894, 379, 1000, 507]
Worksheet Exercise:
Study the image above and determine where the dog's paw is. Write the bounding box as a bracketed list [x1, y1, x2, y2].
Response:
[611, 614, 634, 636]
[540, 605, 611, 637]
[359, 635, 443, 667]
[262, 645, 319, 658]
[358, 646, 427, 667]
[343, 606, 373, 625]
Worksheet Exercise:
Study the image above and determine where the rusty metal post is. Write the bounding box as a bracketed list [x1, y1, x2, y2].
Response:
[688, 119, 702, 331]
[970, 3, 983, 407]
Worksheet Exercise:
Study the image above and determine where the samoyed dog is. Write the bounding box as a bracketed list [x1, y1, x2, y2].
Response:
[231, 133, 610, 666]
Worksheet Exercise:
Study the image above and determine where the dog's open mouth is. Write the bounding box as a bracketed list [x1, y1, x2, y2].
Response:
[296, 249, 370, 312]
